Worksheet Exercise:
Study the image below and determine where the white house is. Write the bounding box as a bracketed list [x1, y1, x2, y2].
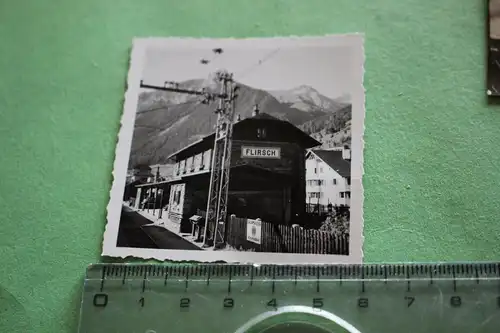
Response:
[305, 147, 351, 213]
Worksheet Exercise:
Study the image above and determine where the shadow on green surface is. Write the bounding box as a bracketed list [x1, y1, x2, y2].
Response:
[64, 278, 84, 333]
[0, 286, 32, 332]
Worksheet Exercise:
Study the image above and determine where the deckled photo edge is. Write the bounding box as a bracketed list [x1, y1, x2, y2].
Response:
[102, 34, 365, 264]
[102, 40, 146, 256]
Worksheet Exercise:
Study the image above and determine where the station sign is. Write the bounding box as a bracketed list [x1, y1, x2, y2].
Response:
[241, 146, 281, 159]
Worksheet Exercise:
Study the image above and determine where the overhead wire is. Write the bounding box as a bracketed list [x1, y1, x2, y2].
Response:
[136, 100, 200, 115]
[235, 48, 281, 81]
[231, 48, 282, 111]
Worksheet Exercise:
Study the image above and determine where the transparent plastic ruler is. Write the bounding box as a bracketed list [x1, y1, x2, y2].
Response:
[77, 263, 500, 333]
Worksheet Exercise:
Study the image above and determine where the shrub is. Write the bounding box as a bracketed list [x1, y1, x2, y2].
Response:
[319, 214, 350, 236]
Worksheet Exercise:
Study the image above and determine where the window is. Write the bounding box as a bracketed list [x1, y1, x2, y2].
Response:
[173, 189, 181, 204]
[190, 156, 195, 171]
[257, 127, 267, 139]
[333, 179, 337, 185]
[309, 192, 322, 199]
[339, 191, 350, 199]
[208, 149, 212, 168]
[346, 177, 351, 185]
[200, 151, 205, 169]
[314, 168, 317, 174]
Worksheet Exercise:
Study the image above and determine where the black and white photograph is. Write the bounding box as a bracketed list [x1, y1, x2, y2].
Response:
[102, 35, 365, 264]
[488, 0, 500, 95]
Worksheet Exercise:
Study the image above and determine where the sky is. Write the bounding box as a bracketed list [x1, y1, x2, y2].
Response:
[141, 42, 358, 100]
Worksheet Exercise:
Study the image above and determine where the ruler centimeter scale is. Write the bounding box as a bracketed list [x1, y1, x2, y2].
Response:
[78, 263, 500, 333]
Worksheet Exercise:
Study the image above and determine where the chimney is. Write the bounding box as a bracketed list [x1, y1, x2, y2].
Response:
[237, 114, 241, 121]
[342, 146, 351, 161]
[252, 104, 260, 117]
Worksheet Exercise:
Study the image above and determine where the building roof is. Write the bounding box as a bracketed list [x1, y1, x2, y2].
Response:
[136, 178, 176, 188]
[310, 149, 351, 178]
[167, 112, 320, 160]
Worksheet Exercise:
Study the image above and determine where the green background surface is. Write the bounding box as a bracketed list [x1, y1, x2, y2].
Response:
[1, 0, 499, 331]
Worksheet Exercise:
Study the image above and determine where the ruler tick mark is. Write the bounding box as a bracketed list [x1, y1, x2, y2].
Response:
[228, 269, 232, 294]
[406, 268, 411, 292]
[122, 268, 127, 285]
[384, 266, 387, 284]
[361, 268, 365, 293]
[316, 269, 320, 293]
[272, 267, 276, 294]
[207, 269, 211, 286]
[452, 267, 457, 292]
[100, 266, 106, 292]
[185, 271, 189, 291]
[250, 267, 254, 286]
[142, 269, 147, 293]
[164, 273, 168, 286]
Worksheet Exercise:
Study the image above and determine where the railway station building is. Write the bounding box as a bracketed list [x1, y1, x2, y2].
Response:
[134, 107, 321, 239]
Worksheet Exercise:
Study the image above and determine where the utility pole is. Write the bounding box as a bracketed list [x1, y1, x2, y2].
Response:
[203, 70, 238, 248]
[139, 69, 238, 249]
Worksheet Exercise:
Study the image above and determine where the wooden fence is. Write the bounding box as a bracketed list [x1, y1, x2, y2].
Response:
[226, 215, 349, 255]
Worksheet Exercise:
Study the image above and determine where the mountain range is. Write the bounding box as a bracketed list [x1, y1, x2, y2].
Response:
[129, 77, 352, 168]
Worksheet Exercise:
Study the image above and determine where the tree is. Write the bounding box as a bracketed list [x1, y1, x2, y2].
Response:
[319, 207, 350, 236]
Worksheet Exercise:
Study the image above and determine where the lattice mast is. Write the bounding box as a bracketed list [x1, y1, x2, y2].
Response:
[213, 74, 238, 247]
[203, 70, 238, 248]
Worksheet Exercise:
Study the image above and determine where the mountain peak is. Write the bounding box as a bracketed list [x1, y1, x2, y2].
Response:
[268, 85, 338, 113]
[292, 84, 317, 92]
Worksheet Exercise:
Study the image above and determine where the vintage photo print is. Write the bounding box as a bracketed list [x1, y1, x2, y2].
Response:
[488, 0, 500, 95]
[102, 35, 365, 264]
